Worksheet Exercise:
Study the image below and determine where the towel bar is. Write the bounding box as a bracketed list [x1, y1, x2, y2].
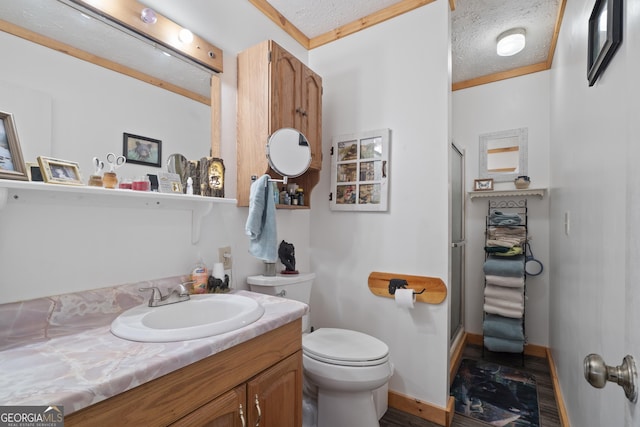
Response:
[251, 175, 288, 187]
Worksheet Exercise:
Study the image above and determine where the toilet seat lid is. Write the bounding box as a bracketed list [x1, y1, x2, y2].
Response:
[302, 328, 389, 366]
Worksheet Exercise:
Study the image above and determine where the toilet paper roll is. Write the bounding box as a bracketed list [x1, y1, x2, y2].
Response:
[212, 262, 225, 279]
[395, 288, 415, 309]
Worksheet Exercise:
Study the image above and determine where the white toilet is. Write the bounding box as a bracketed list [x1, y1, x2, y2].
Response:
[247, 273, 393, 427]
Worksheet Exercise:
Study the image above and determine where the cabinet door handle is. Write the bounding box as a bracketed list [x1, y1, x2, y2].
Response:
[254, 394, 262, 427]
[382, 160, 387, 178]
[239, 403, 246, 427]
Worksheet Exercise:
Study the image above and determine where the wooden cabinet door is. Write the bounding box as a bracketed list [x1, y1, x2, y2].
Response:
[247, 351, 302, 427]
[270, 43, 301, 133]
[171, 385, 246, 427]
[301, 66, 323, 170]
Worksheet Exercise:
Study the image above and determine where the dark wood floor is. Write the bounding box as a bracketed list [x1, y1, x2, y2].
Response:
[380, 344, 561, 427]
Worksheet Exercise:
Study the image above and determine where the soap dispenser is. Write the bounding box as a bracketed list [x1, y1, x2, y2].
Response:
[191, 258, 208, 294]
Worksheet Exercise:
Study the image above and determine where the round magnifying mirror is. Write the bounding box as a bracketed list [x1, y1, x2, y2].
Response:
[167, 153, 188, 175]
[266, 128, 311, 178]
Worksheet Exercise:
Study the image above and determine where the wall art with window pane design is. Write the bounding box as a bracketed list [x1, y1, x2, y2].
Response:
[330, 128, 389, 211]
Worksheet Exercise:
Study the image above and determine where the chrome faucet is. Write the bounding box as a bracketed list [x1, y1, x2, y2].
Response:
[139, 282, 193, 307]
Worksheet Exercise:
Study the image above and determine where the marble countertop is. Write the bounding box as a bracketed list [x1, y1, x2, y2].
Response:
[0, 278, 307, 414]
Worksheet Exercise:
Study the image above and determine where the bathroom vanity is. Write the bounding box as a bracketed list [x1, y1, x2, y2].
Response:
[68, 321, 302, 426]
[0, 282, 306, 427]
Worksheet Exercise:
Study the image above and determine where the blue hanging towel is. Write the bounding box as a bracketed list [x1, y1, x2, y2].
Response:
[245, 175, 277, 262]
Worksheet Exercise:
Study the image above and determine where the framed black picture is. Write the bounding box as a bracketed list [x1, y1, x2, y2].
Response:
[122, 133, 162, 167]
[587, 0, 622, 86]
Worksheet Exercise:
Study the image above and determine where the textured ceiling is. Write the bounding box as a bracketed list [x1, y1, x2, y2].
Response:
[264, 0, 562, 85]
[266, 0, 405, 39]
[451, 0, 561, 84]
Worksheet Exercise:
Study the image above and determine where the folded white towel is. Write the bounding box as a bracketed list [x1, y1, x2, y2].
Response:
[484, 295, 524, 312]
[484, 302, 523, 319]
[485, 274, 525, 288]
[484, 284, 524, 304]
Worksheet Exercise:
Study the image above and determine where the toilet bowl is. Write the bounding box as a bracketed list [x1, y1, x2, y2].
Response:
[247, 274, 393, 426]
[302, 328, 392, 427]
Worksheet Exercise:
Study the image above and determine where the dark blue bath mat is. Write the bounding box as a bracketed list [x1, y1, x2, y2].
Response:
[450, 358, 539, 427]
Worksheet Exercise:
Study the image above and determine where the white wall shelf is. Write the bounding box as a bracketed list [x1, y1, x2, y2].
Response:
[0, 180, 236, 244]
[468, 188, 546, 200]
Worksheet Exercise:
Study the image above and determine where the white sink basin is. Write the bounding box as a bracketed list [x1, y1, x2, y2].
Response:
[111, 294, 265, 342]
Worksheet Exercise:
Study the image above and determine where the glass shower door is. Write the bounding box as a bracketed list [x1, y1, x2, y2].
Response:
[450, 143, 465, 343]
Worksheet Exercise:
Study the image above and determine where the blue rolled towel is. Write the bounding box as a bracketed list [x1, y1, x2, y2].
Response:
[489, 211, 522, 226]
[484, 336, 524, 353]
[483, 314, 524, 341]
[483, 255, 525, 277]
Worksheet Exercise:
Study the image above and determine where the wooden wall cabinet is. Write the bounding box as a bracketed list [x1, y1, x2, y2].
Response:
[66, 320, 302, 427]
[237, 40, 323, 208]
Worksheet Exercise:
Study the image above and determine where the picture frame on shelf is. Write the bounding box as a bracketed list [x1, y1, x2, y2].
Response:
[123, 132, 162, 167]
[587, 0, 622, 86]
[26, 162, 43, 181]
[37, 156, 84, 186]
[0, 111, 28, 181]
[474, 178, 494, 191]
[157, 172, 183, 194]
[200, 157, 225, 197]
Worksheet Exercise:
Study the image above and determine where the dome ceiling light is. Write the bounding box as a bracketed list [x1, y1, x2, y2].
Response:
[496, 28, 526, 56]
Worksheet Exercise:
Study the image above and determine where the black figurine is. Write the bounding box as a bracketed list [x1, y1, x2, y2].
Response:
[278, 240, 297, 273]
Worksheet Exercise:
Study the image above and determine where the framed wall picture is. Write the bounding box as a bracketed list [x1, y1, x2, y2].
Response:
[0, 111, 28, 181]
[474, 178, 494, 191]
[123, 133, 162, 167]
[587, 0, 622, 86]
[37, 156, 84, 185]
[330, 129, 390, 211]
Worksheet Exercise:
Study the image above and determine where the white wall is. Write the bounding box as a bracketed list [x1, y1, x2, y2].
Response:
[0, 4, 313, 304]
[452, 72, 551, 346]
[549, 0, 633, 425]
[309, 1, 451, 407]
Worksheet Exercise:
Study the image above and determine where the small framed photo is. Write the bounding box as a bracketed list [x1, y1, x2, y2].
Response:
[37, 156, 84, 185]
[0, 111, 28, 181]
[587, 0, 622, 86]
[123, 133, 161, 167]
[474, 178, 494, 191]
[157, 172, 183, 194]
[25, 162, 43, 181]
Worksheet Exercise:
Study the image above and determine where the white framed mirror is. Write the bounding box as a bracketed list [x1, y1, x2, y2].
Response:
[266, 128, 311, 178]
[479, 127, 528, 183]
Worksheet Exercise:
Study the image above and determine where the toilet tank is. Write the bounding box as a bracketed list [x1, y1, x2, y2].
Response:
[247, 273, 315, 332]
[247, 272, 315, 304]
